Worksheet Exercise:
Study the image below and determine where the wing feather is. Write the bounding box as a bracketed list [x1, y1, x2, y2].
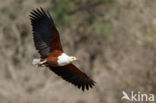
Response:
[30, 8, 63, 58]
[49, 64, 95, 91]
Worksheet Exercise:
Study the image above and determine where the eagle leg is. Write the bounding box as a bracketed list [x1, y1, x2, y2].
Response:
[33, 58, 47, 67]
[38, 59, 47, 66]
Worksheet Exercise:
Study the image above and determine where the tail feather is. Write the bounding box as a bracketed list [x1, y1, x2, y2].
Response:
[32, 58, 40, 65]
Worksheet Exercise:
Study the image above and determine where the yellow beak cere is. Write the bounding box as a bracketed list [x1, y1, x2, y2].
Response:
[72, 57, 77, 61]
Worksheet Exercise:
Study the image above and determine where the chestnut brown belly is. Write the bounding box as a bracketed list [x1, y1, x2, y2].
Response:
[46, 50, 63, 67]
[46, 60, 58, 67]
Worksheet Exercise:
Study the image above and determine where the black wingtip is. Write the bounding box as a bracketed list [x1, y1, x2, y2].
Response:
[49, 66, 95, 91]
[79, 79, 95, 91]
[29, 7, 54, 26]
[29, 7, 45, 20]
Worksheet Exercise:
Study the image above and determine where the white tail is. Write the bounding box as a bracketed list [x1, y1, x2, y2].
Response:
[32, 58, 40, 65]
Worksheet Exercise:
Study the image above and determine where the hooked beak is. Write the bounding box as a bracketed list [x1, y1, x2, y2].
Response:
[72, 57, 77, 61]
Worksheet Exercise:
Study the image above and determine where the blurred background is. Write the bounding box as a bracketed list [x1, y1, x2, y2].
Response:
[0, 0, 156, 103]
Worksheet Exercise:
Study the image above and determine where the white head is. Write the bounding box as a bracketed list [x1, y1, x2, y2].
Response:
[57, 53, 77, 66]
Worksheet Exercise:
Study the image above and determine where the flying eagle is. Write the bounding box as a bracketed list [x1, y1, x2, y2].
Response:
[29, 8, 95, 91]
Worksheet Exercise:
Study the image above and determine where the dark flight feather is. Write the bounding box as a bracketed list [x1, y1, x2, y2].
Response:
[29, 8, 63, 58]
[30, 8, 95, 91]
[49, 64, 95, 91]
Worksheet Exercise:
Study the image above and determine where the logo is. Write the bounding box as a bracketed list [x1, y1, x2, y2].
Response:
[121, 91, 155, 102]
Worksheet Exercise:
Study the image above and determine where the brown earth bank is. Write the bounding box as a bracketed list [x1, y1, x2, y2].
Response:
[0, 0, 156, 103]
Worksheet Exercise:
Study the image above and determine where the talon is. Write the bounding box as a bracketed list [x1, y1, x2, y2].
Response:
[33, 58, 47, 67]
[38, 59, 47, 65]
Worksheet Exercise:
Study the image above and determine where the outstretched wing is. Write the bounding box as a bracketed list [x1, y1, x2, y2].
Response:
[29, 8, 63, 58]
[49, 64, 95, 91]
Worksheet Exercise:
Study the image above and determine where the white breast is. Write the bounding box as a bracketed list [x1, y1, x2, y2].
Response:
[57, 53, 72, 66]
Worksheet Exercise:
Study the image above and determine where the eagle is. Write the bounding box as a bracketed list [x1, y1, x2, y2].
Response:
[29, 8, 95, 91]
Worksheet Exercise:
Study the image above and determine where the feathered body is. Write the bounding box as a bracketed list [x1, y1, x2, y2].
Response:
[29, 8, 95, 91]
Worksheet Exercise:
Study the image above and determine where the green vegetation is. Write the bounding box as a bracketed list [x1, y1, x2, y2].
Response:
[49, 0, 114, 36]
[0, 0, 156, 103]
[50, 1, 76, 25]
